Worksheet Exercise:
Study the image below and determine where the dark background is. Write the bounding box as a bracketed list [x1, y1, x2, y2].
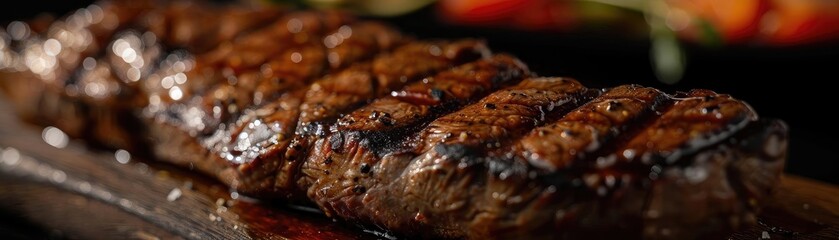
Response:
[1, 0, 836, 186]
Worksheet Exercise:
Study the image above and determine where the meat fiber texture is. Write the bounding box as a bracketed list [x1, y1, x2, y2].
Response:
[0, 1, 788, 239]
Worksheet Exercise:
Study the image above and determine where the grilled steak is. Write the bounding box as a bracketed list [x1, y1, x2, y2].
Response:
[149, 39, 490, 197]
[304, 81, 786, 238]
[0, 1, 788, 239]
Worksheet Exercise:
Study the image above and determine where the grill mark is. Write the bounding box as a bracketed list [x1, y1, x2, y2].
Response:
[96, 3, 282, 99]
[146, 11, 355, 121]
[297, 39, 487, 134]
[296, 68, 545, 229]
[175, 11, 355, 100]
[164, 19, 398, 143]
[294, 55, 532, 214]
[543, 90, 756, 196]
[177, 12, 342, 94]
[517, 85, 669, 172]
[202, 16, 382, 105]
[418, 77, 591, 155]
[303, 75, 604, 238]
[209, 41, 411, 161]
[252, 22, 405, 107]
[371, 39, 490, 97]
[502, 86, 764, 229]
[223, 11, 352, 73]
[616, 90, 758, 168]
[340, 54, 530, 131]
[37, 2, 284, 149]
[547, 98, 680, 194]
[337, 54, 531, 154]
[266, 40, 490, 194]
[541, 90, 760, 198]
[148, 18, 405, 196]
[191, 42, 326, 134]
[296, 63, 376, 128]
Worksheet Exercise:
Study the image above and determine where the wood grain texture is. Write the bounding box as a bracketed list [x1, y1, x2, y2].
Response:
[0, 99, 836, 239]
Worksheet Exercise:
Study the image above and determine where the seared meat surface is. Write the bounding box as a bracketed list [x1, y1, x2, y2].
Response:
[0, 1, 788, 239]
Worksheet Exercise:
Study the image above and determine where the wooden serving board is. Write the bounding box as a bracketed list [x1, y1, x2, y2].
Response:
[0, 100, 837, 239]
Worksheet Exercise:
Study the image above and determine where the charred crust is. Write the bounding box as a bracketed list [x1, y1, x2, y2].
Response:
[329, 132, 344, 152]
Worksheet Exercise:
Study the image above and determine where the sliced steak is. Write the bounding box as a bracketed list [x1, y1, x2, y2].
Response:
[149, 39, 488, 198]
[300, 78, 596, 237]
[299, 79, 786, 239]
[282, 40, 492, 185]
[0, 3, 789, 239]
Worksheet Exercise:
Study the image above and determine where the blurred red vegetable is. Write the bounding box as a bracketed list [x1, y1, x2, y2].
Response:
[664, 0, 768, 45]
[436, 0, 839, 46]
[762, 0, 839, 45]
[438, 0, 578, 31]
